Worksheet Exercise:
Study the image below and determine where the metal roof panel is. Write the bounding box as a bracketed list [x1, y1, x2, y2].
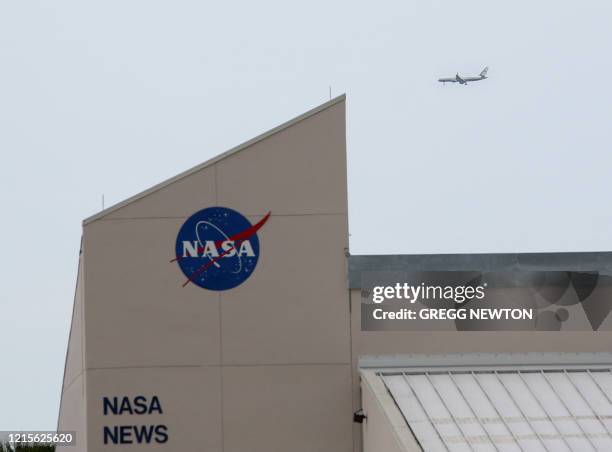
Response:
[363, 353, 612, 451]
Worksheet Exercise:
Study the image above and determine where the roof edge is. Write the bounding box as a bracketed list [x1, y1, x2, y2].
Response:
[348, 251, 612, 288]
[83, 94, 346, 226]
[359, 352, 612, 370]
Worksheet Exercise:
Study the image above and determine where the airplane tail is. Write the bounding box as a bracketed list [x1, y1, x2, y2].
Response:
[480, 66, 489, 77]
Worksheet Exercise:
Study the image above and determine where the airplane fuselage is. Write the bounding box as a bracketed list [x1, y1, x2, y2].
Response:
[438, 67, 489, 85]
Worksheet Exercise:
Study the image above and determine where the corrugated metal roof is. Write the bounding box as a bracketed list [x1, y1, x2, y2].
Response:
[365, 354, 612, 451]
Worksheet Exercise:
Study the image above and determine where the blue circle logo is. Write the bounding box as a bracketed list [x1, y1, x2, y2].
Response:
[174, 207, 270, 290]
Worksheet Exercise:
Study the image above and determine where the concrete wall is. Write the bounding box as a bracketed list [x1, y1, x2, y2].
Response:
[57, 255, 87, 452]
[349, 288, 612, 359]
[59, 96, 353, 452]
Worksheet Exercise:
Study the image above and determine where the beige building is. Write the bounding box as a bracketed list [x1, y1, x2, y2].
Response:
[58, 95, 612, 451]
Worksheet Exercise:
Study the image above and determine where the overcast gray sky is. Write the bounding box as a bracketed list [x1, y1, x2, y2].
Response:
[2, 0, 612, 430]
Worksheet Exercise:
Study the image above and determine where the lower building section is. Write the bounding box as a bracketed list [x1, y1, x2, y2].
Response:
[78, 364, 353, 452]
[57, 374, 87, 452]
[360, 353, 612, 452]
[87, 366, 223, 451]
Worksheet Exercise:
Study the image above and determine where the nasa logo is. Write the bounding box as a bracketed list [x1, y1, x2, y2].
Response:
[173, 207, 270, 290]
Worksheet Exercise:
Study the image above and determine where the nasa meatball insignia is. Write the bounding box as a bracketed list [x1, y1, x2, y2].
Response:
[173, 207, 270, 290]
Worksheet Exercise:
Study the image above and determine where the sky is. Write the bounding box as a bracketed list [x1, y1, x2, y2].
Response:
[2, 0, 612, 430]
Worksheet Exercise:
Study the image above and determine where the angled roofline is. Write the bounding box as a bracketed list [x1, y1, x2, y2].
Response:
[83, 94, 346, 226]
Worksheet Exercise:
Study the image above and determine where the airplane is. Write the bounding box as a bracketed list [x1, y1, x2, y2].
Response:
[438, 67, 488, 85]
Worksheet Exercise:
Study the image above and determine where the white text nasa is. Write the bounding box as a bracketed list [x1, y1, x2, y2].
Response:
[182, 240, 255, 258]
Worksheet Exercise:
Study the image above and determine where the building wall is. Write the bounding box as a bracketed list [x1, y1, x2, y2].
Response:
[57, 255, 87, 452]
[58, 96, 354, 452]
[58, 96, 612, 451]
